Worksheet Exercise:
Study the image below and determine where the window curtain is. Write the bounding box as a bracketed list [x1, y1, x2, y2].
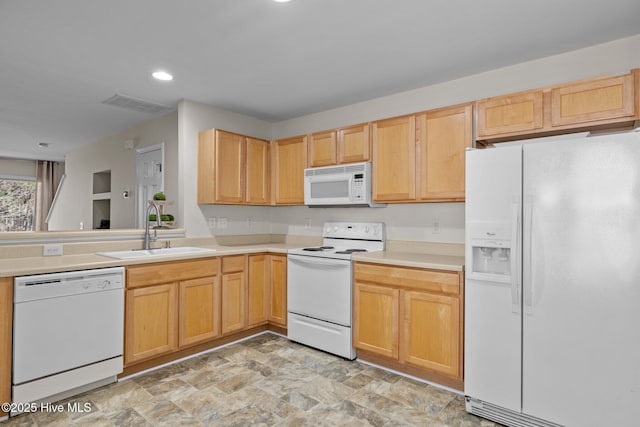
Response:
[34, 160, 63, 231]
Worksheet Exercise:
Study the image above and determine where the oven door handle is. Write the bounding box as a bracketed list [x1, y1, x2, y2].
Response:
[288, 254, 350, 268]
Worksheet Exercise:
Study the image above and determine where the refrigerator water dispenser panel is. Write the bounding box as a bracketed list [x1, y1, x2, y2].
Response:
[470, 244, 510, 277]
[467, 222, 514, 283]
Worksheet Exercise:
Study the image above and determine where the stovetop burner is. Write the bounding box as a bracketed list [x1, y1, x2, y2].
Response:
[335, 249, 368, 254]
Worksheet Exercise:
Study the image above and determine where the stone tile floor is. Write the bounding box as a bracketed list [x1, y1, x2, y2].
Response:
[5, 333, 500, 426]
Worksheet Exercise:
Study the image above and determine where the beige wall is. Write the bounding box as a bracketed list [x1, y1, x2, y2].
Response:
[48, 112, 178, 230]
[177, 34, 640, 243]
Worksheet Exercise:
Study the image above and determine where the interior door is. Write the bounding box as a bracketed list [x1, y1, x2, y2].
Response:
[522, 133, 640, 426]
[464, 145, 522, 412]
[136, 144, 164, 228]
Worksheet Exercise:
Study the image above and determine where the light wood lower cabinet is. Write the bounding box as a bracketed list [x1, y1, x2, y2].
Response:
[268, 255, 287, 327]
[353, 262, 464, 387]
[125, 283, 179, 365]
[248, 254, 288, 328]
[353, 282, 398, 359]
[1, 277, 12, 419]
[221, 255, 247, 335]
[179, 277, 221, 347]
[248, 255, 269, 327]
[125, 258, 219, 366]
[122, 254, 287, 369]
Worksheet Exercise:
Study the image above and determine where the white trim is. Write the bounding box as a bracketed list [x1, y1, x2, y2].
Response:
[0, 175, 36, 181]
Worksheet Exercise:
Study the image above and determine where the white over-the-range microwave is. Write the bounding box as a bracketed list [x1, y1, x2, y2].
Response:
[303, 162, 386, 207]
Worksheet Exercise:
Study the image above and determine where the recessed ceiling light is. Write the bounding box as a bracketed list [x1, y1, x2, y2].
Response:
[152, 71, 174, 81]
[273, 0, 292, 3]
[38, 142, 49, 148]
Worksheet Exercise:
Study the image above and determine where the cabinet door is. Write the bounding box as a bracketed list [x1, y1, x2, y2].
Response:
[197, 129, 216, 204]
[372, 116, 416, 201]
[125, 284, 178, 365]
[221, 271, 246, 334]
[353, 282, 399, 359]
[476, 90, 544, 138]
[338, 123, 370, 164]
[308, 131, 336, 167]
[179, 276, 220, 347]
[551, 74, 635, 127]
[0, 278, 12, 419]
[247, 255, 268, 327]
[245, 137, 270, 204]
[272, 136, 307, 204]
[268, 255, 287, 326]
[401, 290, 460, 377]
[215, 130, 245, 203]
[418, 104, 472, 201]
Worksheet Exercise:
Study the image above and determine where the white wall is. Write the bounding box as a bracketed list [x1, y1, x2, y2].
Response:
[177, 35, 640, 243]
[49, 112, 178, 230]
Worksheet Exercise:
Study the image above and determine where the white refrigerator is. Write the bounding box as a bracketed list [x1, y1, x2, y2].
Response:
[464, 130, 640, 427]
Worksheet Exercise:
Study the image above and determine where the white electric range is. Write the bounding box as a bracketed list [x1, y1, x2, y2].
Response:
[287, 221, 386, 359]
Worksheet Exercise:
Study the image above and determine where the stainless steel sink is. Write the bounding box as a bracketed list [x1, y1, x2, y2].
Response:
[96, 246, 217, 260]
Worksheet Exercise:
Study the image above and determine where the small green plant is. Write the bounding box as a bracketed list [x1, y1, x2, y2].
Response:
[148, 214, 174, 221]
[152, 192, 166, 201]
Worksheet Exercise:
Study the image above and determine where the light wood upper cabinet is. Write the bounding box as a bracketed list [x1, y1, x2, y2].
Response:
[1, 278, 12, 419]
[476, 89, 544, 138]
[476, 70, 639, 141]
[245, 137, 270, 204]
[307, 123, 371, 167]
[550, 74, 635, 126]
[268, 255, 287, 327]
[125, 283, 179, 365]
[198, 129, 270, 205]
[372, 115, 417, 202]
[272, 135, 307, 205]
[308, 131, 337, 167]
[417, 104, 472, 201]
[338, 123, 370, 164]
[179, 276, 220, 347]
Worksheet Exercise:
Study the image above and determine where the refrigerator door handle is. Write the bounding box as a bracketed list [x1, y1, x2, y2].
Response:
[524, 195, 534, 314]
[510, 196, 520, 313]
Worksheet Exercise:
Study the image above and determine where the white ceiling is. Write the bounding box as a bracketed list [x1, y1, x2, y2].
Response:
[1, 0, 639, 161]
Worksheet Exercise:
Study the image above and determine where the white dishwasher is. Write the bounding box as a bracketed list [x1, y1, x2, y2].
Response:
[12, 267, 124, 409]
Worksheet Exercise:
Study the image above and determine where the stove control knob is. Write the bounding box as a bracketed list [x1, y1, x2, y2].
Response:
[333, 226, 338, 232]
[364, 226, 370, 233]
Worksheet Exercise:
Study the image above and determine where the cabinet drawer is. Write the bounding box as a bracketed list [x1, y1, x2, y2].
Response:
[127, 258, 219, 288]
[222, 255, 245, 273]
[354, 262, 460, 295]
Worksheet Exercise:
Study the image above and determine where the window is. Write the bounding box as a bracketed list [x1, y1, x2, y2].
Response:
[0, 177, 36, 231]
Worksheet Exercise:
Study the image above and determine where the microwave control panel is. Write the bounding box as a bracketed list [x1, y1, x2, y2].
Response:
[352, 173, 365, 200]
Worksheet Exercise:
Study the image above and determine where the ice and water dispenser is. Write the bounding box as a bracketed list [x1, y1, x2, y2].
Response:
[467, 223, 514, 283]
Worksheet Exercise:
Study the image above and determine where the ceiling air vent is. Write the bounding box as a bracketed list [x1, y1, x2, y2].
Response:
[101, 93, 173, 115]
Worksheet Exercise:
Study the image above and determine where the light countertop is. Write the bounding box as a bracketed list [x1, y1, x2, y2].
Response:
[0, 243, 464, 278]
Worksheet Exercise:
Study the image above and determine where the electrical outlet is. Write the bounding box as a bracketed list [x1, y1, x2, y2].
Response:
[432, 219, 440, 234]
[246, 217, 253, 229]
[207, 217, 217, 228]
[218, 217, 227, 229]
[304, 218, 312, 229]
[43, 244, 63, 256]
